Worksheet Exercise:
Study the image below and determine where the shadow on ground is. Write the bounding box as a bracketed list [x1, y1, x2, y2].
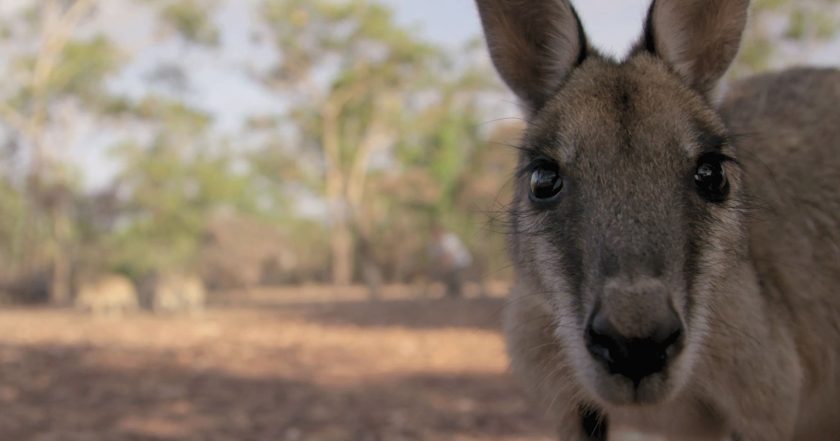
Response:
[0, 342, 550, 441]
[243, 296, 510, 332]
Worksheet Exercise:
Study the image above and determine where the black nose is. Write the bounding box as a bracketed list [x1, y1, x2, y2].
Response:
[585, 310, 684, 384]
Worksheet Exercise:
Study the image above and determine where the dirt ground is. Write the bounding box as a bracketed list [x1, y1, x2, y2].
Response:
[0, 285, 556, 441]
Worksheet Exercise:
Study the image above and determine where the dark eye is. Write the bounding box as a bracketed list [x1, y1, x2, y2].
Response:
[694, 154, 729, 202]
[529, 161, 563, 202]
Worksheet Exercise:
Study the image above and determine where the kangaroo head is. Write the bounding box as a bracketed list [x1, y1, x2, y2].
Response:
[477, 0, 750, 405]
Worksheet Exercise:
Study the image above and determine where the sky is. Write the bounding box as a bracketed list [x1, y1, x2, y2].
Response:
[382, 0, 651, 55]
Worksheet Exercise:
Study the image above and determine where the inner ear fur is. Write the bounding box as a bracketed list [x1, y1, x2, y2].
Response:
[475, 0, 589, 114]
[636, 0, 750, 95]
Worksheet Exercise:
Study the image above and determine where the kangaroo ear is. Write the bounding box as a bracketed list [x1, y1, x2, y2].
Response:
[476, 0, 588, 115]
[639, 0, 750, 95]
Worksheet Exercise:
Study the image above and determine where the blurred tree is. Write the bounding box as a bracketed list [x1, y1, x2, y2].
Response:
[735, 0, 840, 75]
[104, 98, 260, 280]
[0, 0, 225, 300]
[0, 0, 118, 303]
[159, 0, 220, 46]
[259, 0, 498, 287]
[0, 175, 25, 272]
[0, 0, 521, 298]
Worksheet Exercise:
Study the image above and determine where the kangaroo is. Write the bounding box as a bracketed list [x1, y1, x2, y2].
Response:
[75, 274, 139, 315]
[474, 0, 840, 440]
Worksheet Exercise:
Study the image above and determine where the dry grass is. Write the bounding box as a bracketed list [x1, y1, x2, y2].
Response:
[0, 285, 554, 441]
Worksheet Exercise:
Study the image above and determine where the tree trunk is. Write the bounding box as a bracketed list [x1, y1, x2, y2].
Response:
[321, 84, 390, 287]
[330, 217, 353, 286]
[50, 249, 71, 305]
[49, 209, 72, 305]
[321, 87, 359, 287]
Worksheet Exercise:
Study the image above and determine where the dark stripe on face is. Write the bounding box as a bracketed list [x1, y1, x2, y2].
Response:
[548, 188, 586, 316]
[613, 76, 639, 153]
[507, 204, 522, 262]
[511, 129, 587, 317]
[683, 122, 731, 321]
[682, 209, 701, 322]
[683, 184, 726, 324]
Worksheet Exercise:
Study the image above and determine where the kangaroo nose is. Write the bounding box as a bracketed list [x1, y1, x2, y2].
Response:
[585, 308, 684, 384]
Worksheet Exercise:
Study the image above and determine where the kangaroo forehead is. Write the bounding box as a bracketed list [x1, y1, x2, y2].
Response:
[525, 56, 723, 162]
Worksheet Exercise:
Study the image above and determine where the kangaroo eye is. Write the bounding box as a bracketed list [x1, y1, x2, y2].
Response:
[694, 154, 729, 202]
[529, 161, 563, 202]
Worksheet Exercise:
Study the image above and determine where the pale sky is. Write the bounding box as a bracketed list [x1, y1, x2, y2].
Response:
[384, 0, 651, 54]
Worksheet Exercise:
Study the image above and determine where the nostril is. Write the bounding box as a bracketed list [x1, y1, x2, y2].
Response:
[585, 326, 614, 365]
[585, 311, 685, 383]
[660, 325, 684, 358]
[663, 327, 683, 348]
[585, 313, 623, 366]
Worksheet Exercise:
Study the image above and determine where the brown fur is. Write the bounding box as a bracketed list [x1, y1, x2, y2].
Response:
[475, 0, 840, 440]
[646, 0, 750, 94]
[476, 0, 587, 114]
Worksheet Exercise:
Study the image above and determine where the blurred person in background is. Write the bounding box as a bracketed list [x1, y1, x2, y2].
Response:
[429, 225, 472, 298]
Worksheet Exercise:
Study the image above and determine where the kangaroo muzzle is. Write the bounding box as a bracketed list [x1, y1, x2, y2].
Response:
[585, 277, 685, 385]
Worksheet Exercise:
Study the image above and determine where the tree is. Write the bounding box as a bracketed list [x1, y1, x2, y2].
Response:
[0, 0, 513, 297]
[0, 0, 118, 303]
[735, 0, 840, 75]
[260, 0, 497, 286]
[0, 0, 226, 300]
[106, 98, 261, 279]
[159, 0, 220, 46]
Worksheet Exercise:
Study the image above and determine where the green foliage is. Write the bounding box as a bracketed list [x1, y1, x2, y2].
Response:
[161, 1, 220, 45]
[7, 34, 119, 113]
[255, 0, 514, 284]
[735, 0, 840, 75]
[0, 178, 25, 267]
[101, 97, 262, 278]
[737, 38, 775, 73]
[264, 0, 437, 86]
[106, 140, 258, 277]
[49, 36, 119, 101]
[133, 96, 213, 132]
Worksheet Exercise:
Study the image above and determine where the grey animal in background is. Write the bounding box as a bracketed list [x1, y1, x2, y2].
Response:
[474, 0, 840, 440]
[141, 273, 207, 314]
